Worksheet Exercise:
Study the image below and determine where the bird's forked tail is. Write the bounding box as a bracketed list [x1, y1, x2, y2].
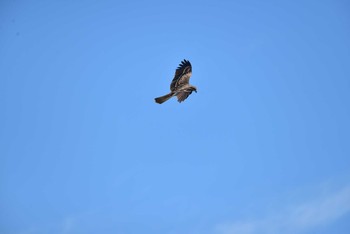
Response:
[155, 92, 174, 104]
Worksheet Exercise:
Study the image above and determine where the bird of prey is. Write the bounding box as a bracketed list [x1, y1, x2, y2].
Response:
[155, 59, 197, 104]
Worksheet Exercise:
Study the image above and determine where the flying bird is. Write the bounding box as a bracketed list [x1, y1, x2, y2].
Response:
[155, 59, 197, 104]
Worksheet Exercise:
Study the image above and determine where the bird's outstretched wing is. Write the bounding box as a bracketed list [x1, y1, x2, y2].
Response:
[176, 88, 196, 102]
[170, 59, 192, 92]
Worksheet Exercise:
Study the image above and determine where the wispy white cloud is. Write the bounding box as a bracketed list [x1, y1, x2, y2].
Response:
[216, 184, 350, 234]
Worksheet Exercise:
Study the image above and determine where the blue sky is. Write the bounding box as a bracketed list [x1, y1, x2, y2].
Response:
[1, 0, 350, 233]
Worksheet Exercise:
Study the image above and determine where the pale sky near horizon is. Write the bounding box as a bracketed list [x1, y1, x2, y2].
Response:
[1, 1, 350, 234]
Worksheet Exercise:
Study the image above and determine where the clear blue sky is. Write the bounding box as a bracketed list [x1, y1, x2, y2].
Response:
[1, 1, 350, 233]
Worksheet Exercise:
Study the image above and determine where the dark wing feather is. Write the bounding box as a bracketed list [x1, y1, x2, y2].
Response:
[176, 88, 195, 103]
[176, 91, 191, 103]
[170, 59, 192, 92]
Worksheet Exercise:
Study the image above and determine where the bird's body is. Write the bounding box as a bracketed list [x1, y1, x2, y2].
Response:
[155, 59, 197, 104]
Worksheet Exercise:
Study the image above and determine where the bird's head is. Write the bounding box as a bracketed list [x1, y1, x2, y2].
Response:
[192, 86, 197, 93]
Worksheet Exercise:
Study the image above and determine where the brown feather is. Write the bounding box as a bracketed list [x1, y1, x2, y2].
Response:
[170, 60, 192, 92]
[154, 59, 196, 104]
[155, 92, 174, 104]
